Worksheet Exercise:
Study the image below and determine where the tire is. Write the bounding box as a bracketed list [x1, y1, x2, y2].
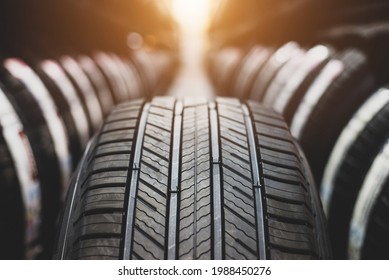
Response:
[6, 45, 103, 136]
[349, 139, 389, 259]
[269, 45, 332, 124]
[10, 48, 92, 156]
[0, 85, 39, 259]
[262, 48, 306, 106]
[290, 48, 377, 183]
[60, 56, 104, 133]
[148, 51, 178, 94]
[94, 52, 129, 104]
[110, 53, 141, 99]
[249, 42, 302, 102]
[54, 96, 331, 260]
[131, 50, 158, 93]
[78, 55, 115, 117]
[209, 48, 243, 95]
[126, 54, 151, 97]
[118, 55, 143, 98]
[123, 56, 148, 97]
[1, 58, 72, 259]
[232, 46, 273, 99]
[321, 88, 389, 259]
[38, 59, 90, 163]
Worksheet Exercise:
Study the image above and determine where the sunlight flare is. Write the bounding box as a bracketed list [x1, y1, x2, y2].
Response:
[171, 0, 211, 33]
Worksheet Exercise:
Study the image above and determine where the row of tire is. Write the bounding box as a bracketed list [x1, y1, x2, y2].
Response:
[0, 48, 174, 259]
[209, 42, 389, 259]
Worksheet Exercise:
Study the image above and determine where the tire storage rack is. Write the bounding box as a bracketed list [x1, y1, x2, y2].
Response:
[0, 0, 178, 259]
[208, 14, 389, 259]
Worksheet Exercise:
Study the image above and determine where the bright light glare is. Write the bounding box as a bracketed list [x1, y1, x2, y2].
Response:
[171, 0, 211, 33]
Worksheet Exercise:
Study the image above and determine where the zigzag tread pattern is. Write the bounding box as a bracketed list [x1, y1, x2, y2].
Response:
[247, 103, 318, 259]
[218, 101, 258, 260]
[131, 98, 174, 260]
[65, 100, 144, 259]
[178, 105, 212, 260]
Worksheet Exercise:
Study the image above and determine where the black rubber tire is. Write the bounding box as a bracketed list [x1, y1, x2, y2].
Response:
[131, 50, 158, 93]
[0, 85, 28, 259]
[262, 49, 306, 106]
[78, 55, 115, 117]
[232, 46, 273, 99]
[110, 53, 141, 99]
[290, 48, 377, 183]
[349, 140, 389, 259]
[93, 52, 129, 104]
[0, 59, 70, 259]
[209, 48, 243, 95]
[126, 54, 151, 97]
[91, 53, 123, 105]
[7, 46, 104, 135]
[268, 45, 332, 124]
[59, 56, 104, 133]
[249, 42, 301, 102]
[280, 55, 332, 125]
[1, 49, 90, 164]
[35, 59, 90, 165]
[321, 89, 389, 259]
[105, 53, 132, 100]
[54, 96, 331, 260]
[123, 56, 149, 97]
[0, 130, 25, 259]
[220, 50, 243, 96]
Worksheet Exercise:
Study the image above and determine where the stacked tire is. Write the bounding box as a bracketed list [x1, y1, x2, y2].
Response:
[0, 48, 175, 259]
[208, 34, 389, 259]
[322, 88, 389, 259]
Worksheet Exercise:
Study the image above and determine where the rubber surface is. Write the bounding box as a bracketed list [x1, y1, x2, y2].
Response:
[349, 140, 389, 259]
[54, 97, 330, 260]
[249, 42, 301, 102]
[321, 89, 389, 259]
[0, 60, 69, 259]
[290, 49, 377, 183]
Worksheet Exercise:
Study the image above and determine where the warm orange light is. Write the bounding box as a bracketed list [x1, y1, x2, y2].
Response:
[171, 0, 211, 33]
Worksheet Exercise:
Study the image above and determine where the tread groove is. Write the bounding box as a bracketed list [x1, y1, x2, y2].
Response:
[210, 102, 223, 259]
[123, 102, 150, 259]
[167, 101, 183, 259]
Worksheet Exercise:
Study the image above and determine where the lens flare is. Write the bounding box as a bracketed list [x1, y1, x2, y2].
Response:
[171, 0, 211, 33]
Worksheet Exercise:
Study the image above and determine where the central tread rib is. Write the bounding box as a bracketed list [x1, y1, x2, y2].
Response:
[178, 99, 212, 260]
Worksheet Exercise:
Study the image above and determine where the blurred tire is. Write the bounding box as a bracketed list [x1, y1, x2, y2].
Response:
[0, 85, 40, 259]
[110, 53, 141, 99]
[290, 49, 377, 183]
[349, 139, 389, 259]
[39, 59, 90, 163]
[249, 42, 302, 102]
[210, 48, 243, 95]
[94, 52, 129, 104]
[60, 56, 104, 132]
[269, 45, 332, 123]
[233, 46, 273, 99]
[262, 48, 306, 106]
[321, 88, 389, 259]
[78, 55, 115, 117]
[1, 58, 71, 259]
